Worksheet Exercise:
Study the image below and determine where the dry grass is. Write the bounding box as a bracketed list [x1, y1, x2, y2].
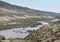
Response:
[1, 40, 32, 42]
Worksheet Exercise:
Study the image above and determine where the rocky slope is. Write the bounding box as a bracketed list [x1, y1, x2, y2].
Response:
[25, 21, 60, 42]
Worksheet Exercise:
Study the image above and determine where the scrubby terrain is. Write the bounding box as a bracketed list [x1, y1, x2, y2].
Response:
[25, 21, 60, 42]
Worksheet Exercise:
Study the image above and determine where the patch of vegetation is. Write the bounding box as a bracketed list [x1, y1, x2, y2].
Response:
[25, 21, 60, 42]
[0, 18, 51, 30]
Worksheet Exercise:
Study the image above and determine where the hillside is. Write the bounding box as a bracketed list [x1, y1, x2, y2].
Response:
[0, 1, 48, 16]
[0, 1, 54, 18]
[0, 1, 56, 29]
[25, 21, 60, 42]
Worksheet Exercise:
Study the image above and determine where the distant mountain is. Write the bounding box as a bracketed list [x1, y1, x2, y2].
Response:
[0, 1, 59, 21]
[42, 11, 60, 17]
[0, 1, 49, 16]
[0, 1, 60, 17]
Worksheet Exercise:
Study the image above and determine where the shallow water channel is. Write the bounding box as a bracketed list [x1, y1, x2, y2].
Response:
[0, 21, 48, 39]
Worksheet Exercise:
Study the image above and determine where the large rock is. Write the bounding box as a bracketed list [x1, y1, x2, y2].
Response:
[0, 35, 5, 40]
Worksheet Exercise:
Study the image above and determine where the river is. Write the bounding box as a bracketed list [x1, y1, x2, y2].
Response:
[0, 21, 48, 39]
